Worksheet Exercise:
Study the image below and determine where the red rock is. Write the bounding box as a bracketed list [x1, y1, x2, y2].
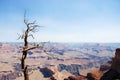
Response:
[101, 48, 120, 80]
[64, 76, 86, 80]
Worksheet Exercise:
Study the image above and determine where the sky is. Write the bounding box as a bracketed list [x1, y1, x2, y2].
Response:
[0, 0, 120, 43]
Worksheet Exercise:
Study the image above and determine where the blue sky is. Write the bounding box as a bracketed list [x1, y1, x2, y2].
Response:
[0, 0, 120, 42]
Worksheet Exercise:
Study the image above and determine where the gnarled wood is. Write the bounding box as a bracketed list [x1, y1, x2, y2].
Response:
[19, 13, 40, 80]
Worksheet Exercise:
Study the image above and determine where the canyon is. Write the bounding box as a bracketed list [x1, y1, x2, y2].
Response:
[0, 42, 119, 80]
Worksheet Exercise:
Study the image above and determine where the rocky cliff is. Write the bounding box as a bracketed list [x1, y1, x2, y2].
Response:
[58, 63, 97, 76]
[64, 48, 120, 80]
[100, 48, 120, 80]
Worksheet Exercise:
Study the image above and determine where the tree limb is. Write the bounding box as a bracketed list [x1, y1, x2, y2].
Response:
[25, 46, 38, 51]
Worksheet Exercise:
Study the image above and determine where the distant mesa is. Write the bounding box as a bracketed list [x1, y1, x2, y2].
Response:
[58, 64, 81, 76]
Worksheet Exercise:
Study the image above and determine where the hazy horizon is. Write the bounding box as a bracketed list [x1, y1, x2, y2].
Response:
[1, 41, 120, 44]
[0, 0, 120, 43]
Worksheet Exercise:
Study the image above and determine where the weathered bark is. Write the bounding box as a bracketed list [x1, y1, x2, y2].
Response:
[22, 34, 29, 80]
[24, 66, 29, 80]
[21, 55, 25, 69]
[21, 50, 29, 80]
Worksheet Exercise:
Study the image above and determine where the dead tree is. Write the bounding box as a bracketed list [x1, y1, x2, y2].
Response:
[18, 14, 43, 80]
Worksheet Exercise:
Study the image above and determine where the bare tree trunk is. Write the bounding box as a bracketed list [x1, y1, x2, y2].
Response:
[21, 50, 29, 80]
[21, 31, 29, 80]
[21, 56, 25, 69]
[19, 13, 40, 80]
[24, 66, 29, 80]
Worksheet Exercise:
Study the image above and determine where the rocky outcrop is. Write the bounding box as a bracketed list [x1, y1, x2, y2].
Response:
[64, 73, 96, 80]
[100, 48, 120, 80]
[99, 61, 112, 71]
[39, 67, 54, 78]
[49, 76, 57, 80]
[0, 71, 22, 80]
[64, 76, 86, 80]
[64, 48, 120, 80]
[58, 64, 81, 76]
[101, 69, 120, 80]
[0, 63, 23, 80]
[58, 62, 98, 76]
[86, 73, 95, 80]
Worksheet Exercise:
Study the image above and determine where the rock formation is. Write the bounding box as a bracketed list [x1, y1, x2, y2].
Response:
[49, 76, 57, 80]
[86, 73, 95, 80]
[39, 67, 54, 78]
[99, 61, 112, 71]
[64, 76, 86, 80]
[64, 48, 120, 80]
[58, 64, 81, 76]
[58, 63, 98, 76]
[100, 48, 120, 80]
